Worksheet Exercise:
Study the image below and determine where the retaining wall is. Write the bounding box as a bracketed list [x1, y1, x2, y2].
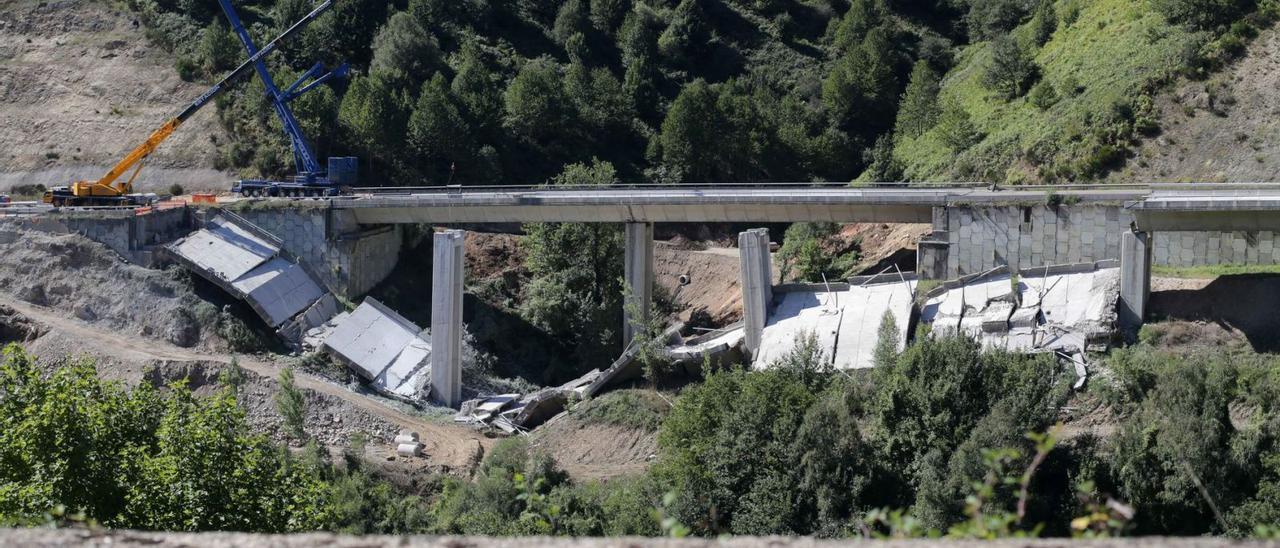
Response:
[234, 206, 401, 298]
[0, 206, 191, 265]
[918, 204, 1280, 279]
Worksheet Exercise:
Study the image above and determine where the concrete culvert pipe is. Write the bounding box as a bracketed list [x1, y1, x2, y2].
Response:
[678, 274, 691, 286]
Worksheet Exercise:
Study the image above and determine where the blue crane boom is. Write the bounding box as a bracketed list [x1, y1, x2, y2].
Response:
[217, 0, 357, 197]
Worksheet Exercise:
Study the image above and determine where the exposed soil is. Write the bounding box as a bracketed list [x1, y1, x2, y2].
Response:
[1115, 25, 1280, 182]
[0, 228, 227, 348]
[839, 222, 932, 275]
[0, 0, 230, 193]
[529, 415, 658, 481]
[1147, 274, 1280, 352]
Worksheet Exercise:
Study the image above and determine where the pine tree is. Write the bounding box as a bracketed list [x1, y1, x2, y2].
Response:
[984, 35, 1038, 99]
[936, 97, 981, 152]
[872, 310, 901, 369]
[503, 57, 575, 144]
[1032, 0, 1057, 46]
[895, 60, 942, 139]
[275, 367, 307, 441]
[658, 80, 721, 181]
[408, 73, 473, 183]
[553, 0, 591, 46]
[451, 41, 502, 133]
[831, 0, 880, 53]
[657, 0, 708, 65]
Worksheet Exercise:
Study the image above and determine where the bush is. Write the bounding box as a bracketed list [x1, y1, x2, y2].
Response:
[776, 222, 857, 282]
[1029, 80, 1059, 110]
[168, 183, 185, 196]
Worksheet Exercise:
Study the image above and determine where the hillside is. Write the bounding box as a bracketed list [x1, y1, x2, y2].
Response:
[0, 0, 230, 193]
[892, 0, 1275, 185]
[1114, 24, 1280, 182]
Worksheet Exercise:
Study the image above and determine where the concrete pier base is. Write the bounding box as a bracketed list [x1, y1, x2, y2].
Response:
[739, 228, 773, 361]
[431, 230, 465, 408]
[1119, 229, 1152, 330]
[623, 222, 655, 345]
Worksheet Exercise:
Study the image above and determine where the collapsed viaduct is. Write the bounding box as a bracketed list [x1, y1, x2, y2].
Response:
[9, 183, 1280, 404]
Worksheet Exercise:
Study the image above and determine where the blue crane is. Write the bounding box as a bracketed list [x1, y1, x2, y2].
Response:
[217, 0, 357, 197]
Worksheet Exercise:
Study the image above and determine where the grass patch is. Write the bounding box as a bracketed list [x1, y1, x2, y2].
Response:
[1152, 263, 1280, 278]
[896, 0, 1202, 183]
[573, 389, 672, 432]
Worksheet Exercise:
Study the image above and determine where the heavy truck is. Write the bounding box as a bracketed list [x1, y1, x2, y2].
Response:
[42, 0, 335, 207]
[217, 0, 357, 198]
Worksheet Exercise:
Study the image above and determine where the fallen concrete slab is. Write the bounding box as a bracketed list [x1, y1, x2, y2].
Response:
[320, 298, 433, 401]
[756, 274, 916, 370]
[166, 213, 335, 347]
[920, 261, 1119, 354]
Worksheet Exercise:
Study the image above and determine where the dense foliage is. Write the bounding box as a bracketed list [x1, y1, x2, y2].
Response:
[5, 330, 1280, 537]
[129, 0, 1275, 186]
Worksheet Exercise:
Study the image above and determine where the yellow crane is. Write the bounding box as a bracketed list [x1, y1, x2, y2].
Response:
[43, 0, 334, 207]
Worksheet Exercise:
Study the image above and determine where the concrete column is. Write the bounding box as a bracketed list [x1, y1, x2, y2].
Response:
[1119, 228, 1152, 330]
[431, 229, 464, 408]
[739, 228, 772, 360]
[623, 222, 655, 346]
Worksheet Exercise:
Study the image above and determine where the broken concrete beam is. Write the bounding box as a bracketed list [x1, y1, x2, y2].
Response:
[394, 431, 419, 444]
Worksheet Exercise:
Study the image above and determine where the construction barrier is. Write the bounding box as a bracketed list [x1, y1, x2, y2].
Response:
[191, 193, 217, 204]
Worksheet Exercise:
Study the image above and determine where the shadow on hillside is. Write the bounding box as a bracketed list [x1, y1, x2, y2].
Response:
[1149, 274, 1280, 352]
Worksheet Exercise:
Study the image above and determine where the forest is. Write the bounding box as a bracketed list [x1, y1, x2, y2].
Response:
[127, 0, 1274, 187]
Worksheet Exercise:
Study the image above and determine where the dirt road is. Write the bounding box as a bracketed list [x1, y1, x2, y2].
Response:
[2, 298, 493, 472]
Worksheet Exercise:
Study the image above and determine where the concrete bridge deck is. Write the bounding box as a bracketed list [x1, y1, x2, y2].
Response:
[330, 185, 1148, 224]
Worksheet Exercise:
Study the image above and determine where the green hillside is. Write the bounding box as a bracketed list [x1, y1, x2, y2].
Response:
[895, 0, 1278, 184]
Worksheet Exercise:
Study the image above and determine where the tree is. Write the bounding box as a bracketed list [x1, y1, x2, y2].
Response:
[871, 310, 901, 369]
[408, 73, 474, 183]
[965, 0, 1033, 42]
[520, 160, 625, 376]
[338, 72, 409, 169]
[197, 21, 240, 77]
[861, 133, 904, 182]
[984, 35, 1038, 99]
[1031, 0, 1057, 46]
[831, 0, 881, 53]
[370, 11, 442, 90]
[657, 0, 708, 65]
[657, 80, 721, 181]
[776, 222, 856, 282]
[1152, 0, 1251, 30]
[619, 7, 662, 118]
[590, 0, 632, 34]
[451, 41, 502, 133]
[276, 366, 307, 441]
[895, 60, 942, 139]
[504, 57, 575, 145]
[822, 25, 900, 136]
[553, 0, 591, 46]
[936, 97, 981, 152]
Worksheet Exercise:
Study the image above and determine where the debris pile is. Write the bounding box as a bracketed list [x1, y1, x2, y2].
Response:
[455, 373, 599, 433]
[920, 261, 1120, 387]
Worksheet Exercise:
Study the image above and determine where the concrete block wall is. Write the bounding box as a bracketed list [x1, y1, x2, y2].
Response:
[923, 204, 1280, 279]
[236, 207, 401, 298]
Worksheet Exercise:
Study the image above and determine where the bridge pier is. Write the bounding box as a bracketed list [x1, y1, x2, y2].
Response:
[739, 228, 773, 361]
[1119, 228, 1152, 330]
[431, 229, 464, 408]
[623, 222, 655, 345]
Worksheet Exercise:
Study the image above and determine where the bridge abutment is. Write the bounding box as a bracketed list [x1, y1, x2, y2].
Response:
[431, 229, 464, 408]
[623, 222, 655, 346]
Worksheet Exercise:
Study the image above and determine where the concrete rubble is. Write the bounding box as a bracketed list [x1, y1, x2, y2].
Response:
[755, 273, 916, 370]
[166, 213, 337, 347]
[311, 298, 434, 402]
[455, 373, 600, 433]
[920, 261, 1120, 387]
